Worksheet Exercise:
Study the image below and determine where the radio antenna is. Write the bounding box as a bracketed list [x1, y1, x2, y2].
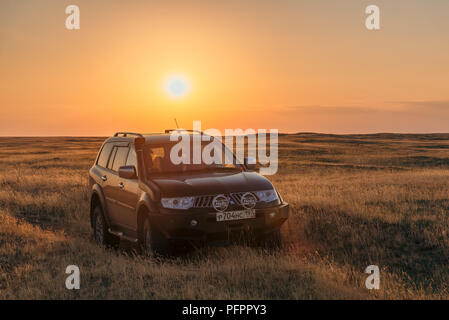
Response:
[174, 118, 179, 129]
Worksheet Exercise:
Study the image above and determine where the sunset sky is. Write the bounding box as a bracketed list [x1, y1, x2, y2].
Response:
[1, 0, 449, 135]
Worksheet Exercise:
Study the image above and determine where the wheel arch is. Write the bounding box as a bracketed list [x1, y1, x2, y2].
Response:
[90, 184, 109, 228]
[136, 204, 150, 243]
[136, 193, 159, 242]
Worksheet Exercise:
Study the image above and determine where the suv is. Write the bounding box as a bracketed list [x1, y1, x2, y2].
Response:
[89, 131, 289, 256]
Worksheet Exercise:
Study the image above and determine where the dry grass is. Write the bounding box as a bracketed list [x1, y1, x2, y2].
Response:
[0, 134, 448, 299]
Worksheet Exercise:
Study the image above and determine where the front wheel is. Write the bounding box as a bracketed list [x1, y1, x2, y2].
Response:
[142, 217, 172, 258]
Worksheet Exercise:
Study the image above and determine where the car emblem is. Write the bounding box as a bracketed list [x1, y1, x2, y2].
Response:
[212, 194, 229, 212]
[240, 192, 257, 209]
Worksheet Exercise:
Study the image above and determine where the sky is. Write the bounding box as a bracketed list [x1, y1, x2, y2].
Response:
[1, 0, 449, 136]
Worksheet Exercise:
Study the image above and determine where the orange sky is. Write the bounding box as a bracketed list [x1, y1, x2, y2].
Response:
[1, 0, 449, 135]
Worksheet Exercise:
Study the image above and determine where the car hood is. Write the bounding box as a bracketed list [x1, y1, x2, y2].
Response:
[151, 171, 274, 197]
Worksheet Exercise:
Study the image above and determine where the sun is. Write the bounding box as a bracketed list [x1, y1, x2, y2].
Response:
[164, 75, 190, 99]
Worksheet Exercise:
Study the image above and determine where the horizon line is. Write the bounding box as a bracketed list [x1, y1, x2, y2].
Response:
[1, 132, 449, 138]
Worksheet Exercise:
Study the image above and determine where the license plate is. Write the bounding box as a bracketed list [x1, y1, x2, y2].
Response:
[216, 209, 256, 222]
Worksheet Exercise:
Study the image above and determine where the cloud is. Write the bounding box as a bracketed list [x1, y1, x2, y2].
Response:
[386, 100, 449, 111]
[276, 105, 381, 115]
[272, 101, 449, 133]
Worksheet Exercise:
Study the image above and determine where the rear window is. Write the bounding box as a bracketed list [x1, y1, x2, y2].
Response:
[97, 143, 113, 168]
[111, 147, 130, 172]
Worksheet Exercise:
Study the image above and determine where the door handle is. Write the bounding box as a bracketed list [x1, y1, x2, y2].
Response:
[118, 182, 124, 189]
[101, 175, 107, 182]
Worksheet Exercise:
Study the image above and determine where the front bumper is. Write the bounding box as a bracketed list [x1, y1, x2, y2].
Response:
[150, 203, 289, 243]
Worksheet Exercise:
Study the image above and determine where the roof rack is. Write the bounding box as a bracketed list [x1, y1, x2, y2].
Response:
[164, 129, 204, 134]
[113, 132, 144, 138]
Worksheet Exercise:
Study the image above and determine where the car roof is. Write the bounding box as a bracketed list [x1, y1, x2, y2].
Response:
[103, 132, 201, 145]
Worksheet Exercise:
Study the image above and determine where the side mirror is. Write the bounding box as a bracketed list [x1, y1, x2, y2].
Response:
[118, 165, 137, 179]
[244, 157, 257, 170]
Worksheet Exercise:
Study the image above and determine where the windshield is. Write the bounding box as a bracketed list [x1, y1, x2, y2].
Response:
[145, 141, 241, 174]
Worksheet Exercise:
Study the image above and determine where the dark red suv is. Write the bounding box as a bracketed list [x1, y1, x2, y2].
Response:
[89, 131, 289, 256]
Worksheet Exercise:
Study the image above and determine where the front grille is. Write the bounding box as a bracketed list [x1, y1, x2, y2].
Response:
[193, 195, 214, 208]
[193, 192, 257, 209]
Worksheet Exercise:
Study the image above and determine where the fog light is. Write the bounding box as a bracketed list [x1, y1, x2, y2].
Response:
[269, 212, 276, 218]
[190, 219, 198, 227]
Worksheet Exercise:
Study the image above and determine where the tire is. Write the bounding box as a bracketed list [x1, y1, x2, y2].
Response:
[142, 216, 172, 257]
[259, 228, 282, 249]
[93, 206, 120, 248]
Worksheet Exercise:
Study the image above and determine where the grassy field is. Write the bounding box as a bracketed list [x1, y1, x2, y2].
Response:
[0, 134, 448, 299]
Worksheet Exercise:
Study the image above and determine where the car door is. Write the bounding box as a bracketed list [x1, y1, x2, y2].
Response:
[108, 145, 140, 233]
[101, 143, 128, 228]
[115, 146, 139, 233]
[101, 145, 121, 227]
[105, 145, 129, 228]
[95, 142, 118, 225]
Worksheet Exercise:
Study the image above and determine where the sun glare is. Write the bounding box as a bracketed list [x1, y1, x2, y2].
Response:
[164, 75, 190, 99]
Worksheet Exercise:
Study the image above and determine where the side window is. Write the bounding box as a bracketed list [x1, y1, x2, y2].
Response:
[107, 147, 118, 170]
[97, 143, 113, 168]
[126, 147, 137, 167]
[112, 147, 130, 172]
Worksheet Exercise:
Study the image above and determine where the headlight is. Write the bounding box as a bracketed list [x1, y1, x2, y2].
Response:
[161, 197, 195, 210]
[255, 189, 279, 202]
